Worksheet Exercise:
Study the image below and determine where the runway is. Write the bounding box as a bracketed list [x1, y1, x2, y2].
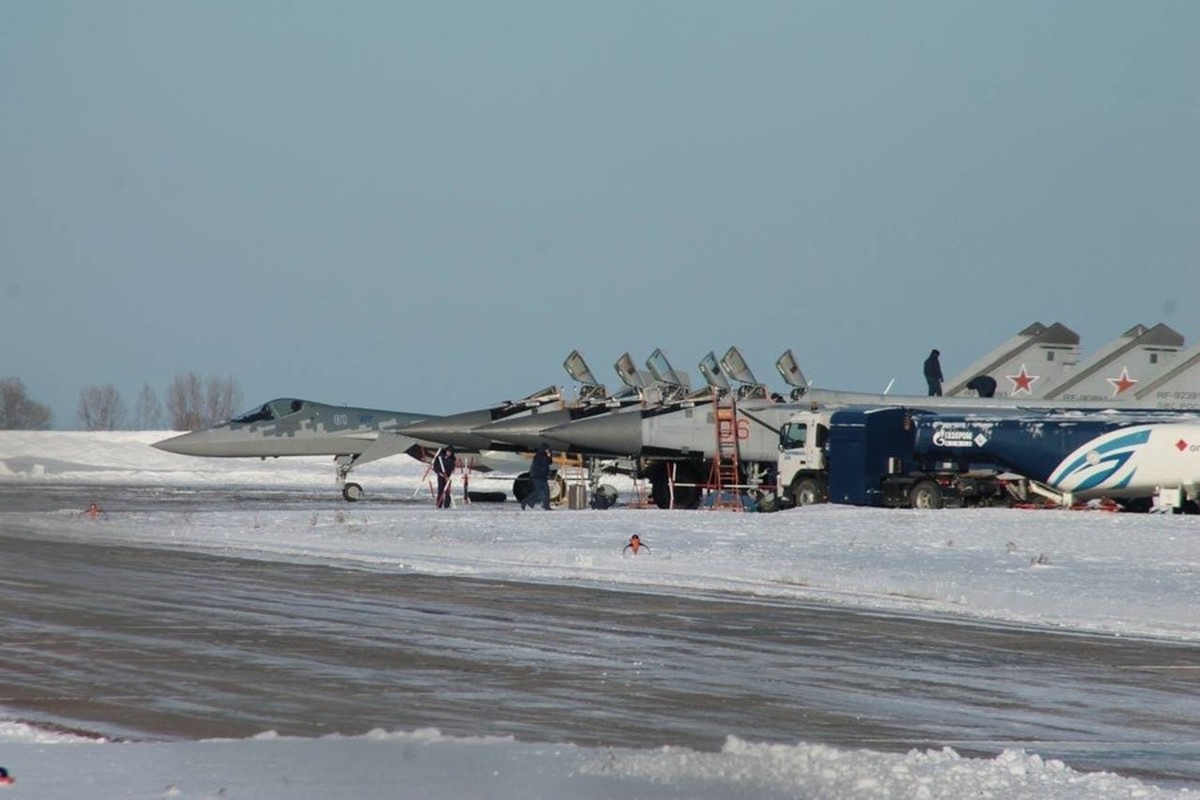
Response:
[3, 485, 1200, 786]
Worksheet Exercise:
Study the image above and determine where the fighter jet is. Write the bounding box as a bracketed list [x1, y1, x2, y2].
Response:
[541, 347, 773, 508]
[152, 397, 440, 501]
[471, 351, 640, 453]
[398, 385, 565, 452]
[482, 349, 704, 441]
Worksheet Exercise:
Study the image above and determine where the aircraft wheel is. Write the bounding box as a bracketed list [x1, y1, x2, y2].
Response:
[343, 482, 364, 502]
[591, 483, 618, 509]
[549, 474, 568, 505]
[511, 473, 564, 506]
[909, 480, 943, 510]
[512, 473, 532, 504]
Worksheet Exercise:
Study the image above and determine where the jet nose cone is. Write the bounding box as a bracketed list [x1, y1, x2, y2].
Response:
[475, 409, 574, 450]
[402, 413, 496, 451]
[544, 410, 643, 456]
[152, 431, 211, 456]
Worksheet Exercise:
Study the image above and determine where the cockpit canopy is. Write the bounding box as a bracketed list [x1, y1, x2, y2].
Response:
[230, 398, 306, 425]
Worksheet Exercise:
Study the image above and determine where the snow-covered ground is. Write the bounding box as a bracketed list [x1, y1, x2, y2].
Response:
[1, 431, 1198, 799]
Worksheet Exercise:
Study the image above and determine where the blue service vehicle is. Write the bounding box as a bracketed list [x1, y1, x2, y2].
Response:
[779, 405, 1200, 511]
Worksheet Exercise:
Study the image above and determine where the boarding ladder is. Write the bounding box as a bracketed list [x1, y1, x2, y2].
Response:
[707, 394, 743, 510]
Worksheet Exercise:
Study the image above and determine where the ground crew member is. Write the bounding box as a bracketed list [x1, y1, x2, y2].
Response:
[521, 443, 553, 510]
[965, 374, 997, 398]
[433, 447, 456, 509]
[924, 349, 944, 396]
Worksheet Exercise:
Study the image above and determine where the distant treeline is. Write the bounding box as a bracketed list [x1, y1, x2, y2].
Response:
[0, 373, 243, 432]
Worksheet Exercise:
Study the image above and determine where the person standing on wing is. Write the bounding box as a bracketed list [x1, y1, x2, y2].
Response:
[924, 349, 944, 396]
[522, 443, 553, 510]
[433, 446, 456, 508]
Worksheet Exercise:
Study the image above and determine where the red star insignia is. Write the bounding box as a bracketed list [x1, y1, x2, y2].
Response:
[1177, 439, 1189, 452]
[1006, 364, 1038, 395]
[1106, 366, 1138, 396]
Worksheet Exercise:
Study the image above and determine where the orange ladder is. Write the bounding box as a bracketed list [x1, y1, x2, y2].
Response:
[707, 396, 743, 510]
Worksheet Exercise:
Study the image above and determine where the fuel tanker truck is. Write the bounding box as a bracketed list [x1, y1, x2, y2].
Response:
[777, 405, 1200, 511]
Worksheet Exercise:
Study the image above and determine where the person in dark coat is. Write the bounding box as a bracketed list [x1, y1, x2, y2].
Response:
[965, 374, 998, 398]
[433, 446, 456, 508]
[522, 443, 553, 510]
[923, 349, 944, 396]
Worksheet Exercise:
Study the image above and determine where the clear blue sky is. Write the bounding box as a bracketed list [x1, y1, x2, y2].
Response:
[3, 2, 1197, 428]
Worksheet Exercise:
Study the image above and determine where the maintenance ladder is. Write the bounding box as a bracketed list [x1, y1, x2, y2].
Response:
[707, 395, 743, 510]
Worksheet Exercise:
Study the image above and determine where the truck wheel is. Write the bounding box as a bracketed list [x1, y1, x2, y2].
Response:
[910, 480, 943, 509]
[790, 477, 822, 507]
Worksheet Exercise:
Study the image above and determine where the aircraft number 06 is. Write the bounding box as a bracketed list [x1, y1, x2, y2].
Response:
[719, 419, 751, 440]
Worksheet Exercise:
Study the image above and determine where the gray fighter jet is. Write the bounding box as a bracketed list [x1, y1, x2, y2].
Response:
[540, 347, 769, 508]
[152, 397, 440, 501]
[471, 351, 637, 452]
[474, 349, 701, 449]
[398, 385, 565, 451]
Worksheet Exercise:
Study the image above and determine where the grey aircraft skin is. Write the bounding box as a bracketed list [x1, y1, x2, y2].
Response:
[397, 385, 565, 452]
[149, 356, 624, 503]
[474, 399, 630, 452]
[153, 398, 435, 459]
[152, 397, 442, 500]
[470, 349, 692, 452]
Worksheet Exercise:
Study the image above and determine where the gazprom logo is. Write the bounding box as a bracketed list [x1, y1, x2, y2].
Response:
[930, 422, 984, 448]
[1048, 427, 1152, 491]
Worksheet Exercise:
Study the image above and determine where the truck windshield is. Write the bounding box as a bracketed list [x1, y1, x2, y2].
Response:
[780, 422, 808, 450]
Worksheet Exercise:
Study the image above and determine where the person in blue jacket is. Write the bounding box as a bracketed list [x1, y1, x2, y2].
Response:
[522, 443, 553, 510]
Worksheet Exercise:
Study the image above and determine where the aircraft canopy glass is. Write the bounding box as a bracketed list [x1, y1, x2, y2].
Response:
[231, 399, 305, 424]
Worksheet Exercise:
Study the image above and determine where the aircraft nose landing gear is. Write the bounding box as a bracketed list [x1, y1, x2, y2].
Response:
[335, 455, 365, 502]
